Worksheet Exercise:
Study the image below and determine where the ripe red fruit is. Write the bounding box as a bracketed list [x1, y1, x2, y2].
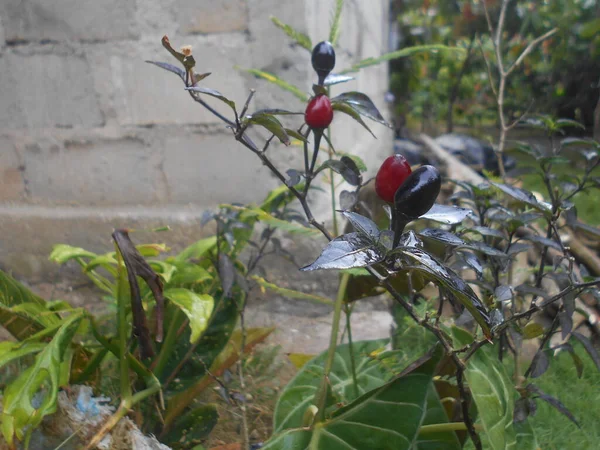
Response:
[305, 94, 334, 129]
[375, 154, 412, 203]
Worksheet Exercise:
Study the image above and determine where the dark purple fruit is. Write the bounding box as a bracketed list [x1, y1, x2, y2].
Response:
[311, 41, 336, 85]
[394, 165, 441, 221]
[392, 165, 441, 247]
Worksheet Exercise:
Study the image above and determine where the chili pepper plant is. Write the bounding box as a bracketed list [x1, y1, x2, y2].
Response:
[1, 2, 600, 450]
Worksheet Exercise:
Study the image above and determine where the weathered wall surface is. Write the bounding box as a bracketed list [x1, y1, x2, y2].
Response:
[0, 0, 392, 280]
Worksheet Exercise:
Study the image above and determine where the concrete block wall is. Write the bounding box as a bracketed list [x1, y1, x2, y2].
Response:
[0, 0, 392, 280]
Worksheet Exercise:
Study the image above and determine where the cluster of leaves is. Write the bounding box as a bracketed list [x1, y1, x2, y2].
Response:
[391, 0, 600, 131]
[0, 188, 309, 448]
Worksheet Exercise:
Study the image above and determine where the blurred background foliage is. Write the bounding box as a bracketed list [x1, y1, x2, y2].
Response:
[389, 0, 600, 134]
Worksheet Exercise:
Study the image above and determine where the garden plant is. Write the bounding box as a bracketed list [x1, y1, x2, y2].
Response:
[1, 1, 600, 449]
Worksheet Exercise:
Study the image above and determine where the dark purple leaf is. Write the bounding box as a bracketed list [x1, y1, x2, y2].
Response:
[146, 60, 185, 81]
[419, 204, 472, 224]
[324, 73, 355, 86]
[319, 158, 361, 186]
[528, 350, 550, 378]
[186, 86, 236, 112]
[331, 91, 390, 127]
[285, 169, 302, 187]
[339, 190, 358, 210]
[491, 182, 551, 215]
[465, 226, 505, 240]
[285, 128, 309, 142]
[507, 242, 532, 256]
[553, 343, 583, 378]
[515, 284, 550, 299]
[463, 241, 509, 258]
[559, 311, 573, 340]
[340, 211, 380, 240]
[462, 252, 484, 279]
[494, 285, 514, 303]
[201, 210, 216, 227]
[399, 247, 491, 339]
[418, 228, 465, 246]
[572, 332, 600, 372]
[514, 398, 537, 423]
[218, 253, 236, 297]
[301, 232, 386, 271]
[331, 101, 375, 137]
[526, 384, 580, 427]
[522, 235, 562, 251]
[113, 229, 164, 359]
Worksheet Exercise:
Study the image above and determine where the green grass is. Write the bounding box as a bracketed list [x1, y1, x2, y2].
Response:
[527, 343, 600, 449]
[516, 154, 600, 226]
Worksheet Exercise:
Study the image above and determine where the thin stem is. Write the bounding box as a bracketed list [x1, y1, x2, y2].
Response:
[343, 291, 359, 398]
[152, 307, 184, 379]
[314, 271, 350, 421]
[326, 125, 339, 236]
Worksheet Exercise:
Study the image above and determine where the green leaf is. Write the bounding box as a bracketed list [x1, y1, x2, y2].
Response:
[176, 236, 218, 261]
[164, 289, 214, 343]
[251, 275, 333, 305]
[186, 86, 237, 114]
[329, 0, 344, 45]
[580, 18, 600, 39]
[168, 264, 212, 286]
[514, 419, 539, 450]
[1, 313, 82, 446]
[0, 271, 59, 340]
[274, 339, 390, 432]
[229, 205, 320, 236]
[267, 346, 443, 449]
[452, 326, 517, 449]
[162, 404, 219, 448]
[340, 45, 465, 74]
[270, 16, 312, 51]
[415, 386, 462, 449]
[240, 68, 309, 102]
[0, 341, 46, 369]
[332, 101, 376, 137]
[49, 244, 97, 264]
[246, 113, 290, 145]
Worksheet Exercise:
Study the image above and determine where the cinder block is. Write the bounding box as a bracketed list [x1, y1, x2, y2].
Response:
[162, 132, 279, 206]
[89, 36, 252, 126]
[0, 0, 138, 42]
[22, 136, 161, 205]
[175, 0, 248, 34]
[0, 52, 104, 129]
[0, 136, 25, 201]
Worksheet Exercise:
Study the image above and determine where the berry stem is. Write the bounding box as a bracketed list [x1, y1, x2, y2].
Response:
[309, 129, 323, 174]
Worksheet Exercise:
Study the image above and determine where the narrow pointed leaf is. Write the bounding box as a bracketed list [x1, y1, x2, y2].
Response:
[146, 60, 185, 81]
[246, 113, 290, 145]
[186, 86, 236, 114]
[251, 275, 333, 305]
[341, 211, 380, 239]
[270, 16, 312, 50]
[324, 73, 355, 86]
[340, 45, 465, 73]
[240, 68, 308, 102]
[331, 101, 376, 137]
[332, 91, 390, 127]
[571, 332, 600, 371]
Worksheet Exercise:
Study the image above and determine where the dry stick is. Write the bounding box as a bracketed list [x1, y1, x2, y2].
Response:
[481, 0, 558, 178]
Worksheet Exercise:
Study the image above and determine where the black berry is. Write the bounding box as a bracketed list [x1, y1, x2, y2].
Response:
[311, 41, 336, 85]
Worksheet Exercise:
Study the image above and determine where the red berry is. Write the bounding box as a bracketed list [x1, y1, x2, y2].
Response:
[305, 94, 334, 129]
[375, 154, 412, 203]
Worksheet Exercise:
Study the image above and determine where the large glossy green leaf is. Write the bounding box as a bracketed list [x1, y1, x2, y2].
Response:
[414, 386, 462, 449]
[514, 419, 538, 450]
[265, 348, 442, 450]
[175, 236, 218, 261]
[49, 244, 97, 264]
[1, 313, 82, 446]
[0, 271, 59, 340]
[274, 339, 390, 432]
[452, 326, 517, 449]
[164, 289, 214, 343]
